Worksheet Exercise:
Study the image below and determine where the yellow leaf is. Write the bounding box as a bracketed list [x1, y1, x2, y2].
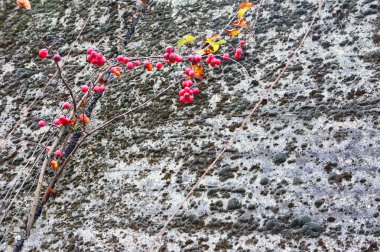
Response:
[17, 0, 31, 9]
[226, 29, 240, 37]
[178, 35, 195, 49]
[193, 65, 204, 80]
[205, 34, 221, 44]
[238, 7, 250, 20]
[233, 19, 248, 28]
[237, 2, 253, 20]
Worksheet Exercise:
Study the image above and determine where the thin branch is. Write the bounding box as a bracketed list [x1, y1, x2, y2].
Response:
[42, 80, 176, 204]
[55, 62, 77, 116]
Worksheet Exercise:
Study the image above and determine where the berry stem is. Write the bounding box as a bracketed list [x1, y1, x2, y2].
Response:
[55, 62, 77, 116]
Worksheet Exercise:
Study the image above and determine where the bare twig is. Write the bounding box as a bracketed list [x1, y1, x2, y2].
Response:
[55, 62, 77, 116]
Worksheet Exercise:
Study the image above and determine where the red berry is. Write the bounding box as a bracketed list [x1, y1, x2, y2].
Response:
[169, 53, 176, 61]
[117, 55, 124, 62]
[205, 58, 211, 64]
[38, 49, 48, 59]
[126, 62, 134, 70]
[38, 120, 46, 127]
[223, 53, 230, 60]
[55, 150, 62, 158]
[235, 53, 242, 59]
[99, 57, 106, 65]
[189, 70, 195, 77]
[156, 62, 163, 70]
[163, 53, 169, 60]
[208, 54, 215, 60]
[54, 119, 61, 126]
[53, 54, 61, 62]
[133, 61, 140, 67]
[211, 59, 218, 66]
[99, 85, 106, 92]
[87, 55, 93, 62]
[179, 89, 186, 96]
[188, 55, 195, 62]
[166, 46, 174, 54]
[65, 117, 71, 124]
[236, 48, 243, 55]
[123, 57, 130, 64]
[63, 102, 70, 109]
[91, 51, 98, 57]
[179, 96, 186, 103]
[194, 54, 202, 62]
[87, 48, 94, 55]
[193, 87, 200, 95]
[239, 40, 246, 46]
[185, 68, 191, 75]
[175, 55, 183, 62]
[187, 95, 194, 103]
[94, 86, 100, 93]
[81, 85, 89, 92]
[215, 59, 222, 65]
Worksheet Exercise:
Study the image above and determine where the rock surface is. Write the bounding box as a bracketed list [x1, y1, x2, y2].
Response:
[1, 0, 379, 251]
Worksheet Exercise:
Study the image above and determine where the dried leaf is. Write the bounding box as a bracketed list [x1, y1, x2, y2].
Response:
[17, 0, 31, 9]
[178, 35, 196, 49]
[192, 65, 204, 80]
[226, 29, 240, 37]
[233, 19, 248, 28]
[49, 188, 55, 194]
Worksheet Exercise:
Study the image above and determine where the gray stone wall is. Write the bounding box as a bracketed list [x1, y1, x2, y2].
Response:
[1, 0, 379, 251]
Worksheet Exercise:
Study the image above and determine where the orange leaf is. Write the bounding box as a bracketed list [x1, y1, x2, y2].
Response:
[238, 2, 254, 10]
[204, 48, 213, 54]
[192, 65, 204, 80]
[17, 0, 31, 9]
[226, 29, 240, 37]
[49, 188, 55, 194]
[233, 19, 248, 28]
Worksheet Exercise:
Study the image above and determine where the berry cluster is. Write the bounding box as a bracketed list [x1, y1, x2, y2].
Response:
[117, 55, 141, 70]
[87, 48, 106, 67]
[93, 85, 106, 93]
[111, 67, 122, 76]
[179, 79, 200, 104]
[187, 54, 202, 65]
[163, 46, 183, 64]
[205, 54, 222, 67]
[54, 115, 73, 126]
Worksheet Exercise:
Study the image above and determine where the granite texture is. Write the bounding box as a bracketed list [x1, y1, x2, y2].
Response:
[0, 0, 379, 251]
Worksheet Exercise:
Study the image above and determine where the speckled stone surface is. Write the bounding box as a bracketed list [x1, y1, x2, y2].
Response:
[1, 0, 379, 251]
